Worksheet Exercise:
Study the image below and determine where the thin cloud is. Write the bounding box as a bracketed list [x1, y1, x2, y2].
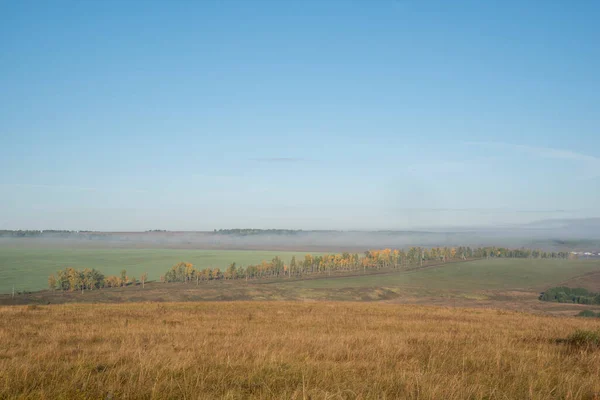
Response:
[0, 183, 98, 192]
[405, 160, 469, 174]
[466, 141, 600, 179]
[0, 183, 147, 194]
[393, 207, 571, 214]
[404, 156, 501, 175]
[251, 157, 307, 163]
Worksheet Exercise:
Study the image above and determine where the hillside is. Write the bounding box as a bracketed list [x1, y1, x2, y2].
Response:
[1, 302, 599, 399]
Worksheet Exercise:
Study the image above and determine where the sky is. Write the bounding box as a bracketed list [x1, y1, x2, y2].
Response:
[1, 0, 599, 231]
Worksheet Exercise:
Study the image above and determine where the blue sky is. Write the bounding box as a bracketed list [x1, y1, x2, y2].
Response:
[1, 0, 599, 230]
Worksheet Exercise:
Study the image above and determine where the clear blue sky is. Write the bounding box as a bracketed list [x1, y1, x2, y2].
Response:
[1, 0, 599, 230]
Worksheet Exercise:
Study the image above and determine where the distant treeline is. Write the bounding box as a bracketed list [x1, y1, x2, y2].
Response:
[0, 230, 76, 237]
[0, 230, 123, 240]
[213, 229, 303, 235]
[540, 287, 600, 305]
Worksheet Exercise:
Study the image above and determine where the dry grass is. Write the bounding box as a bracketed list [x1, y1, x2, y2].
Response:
[1, 302, 600, 399]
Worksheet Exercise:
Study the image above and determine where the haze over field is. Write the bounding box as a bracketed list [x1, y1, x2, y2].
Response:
[2, 218, 600, 251]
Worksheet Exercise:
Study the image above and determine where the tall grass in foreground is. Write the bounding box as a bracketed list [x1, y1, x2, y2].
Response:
[1, 302, 599, 399]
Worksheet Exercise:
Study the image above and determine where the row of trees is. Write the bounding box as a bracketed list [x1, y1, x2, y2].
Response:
[473, 247, 573, 259]
[161, 261, 254, 283]
[161, 246, 574, 284]
[48, 268, 148, 292]
[48, 246, 576, 290]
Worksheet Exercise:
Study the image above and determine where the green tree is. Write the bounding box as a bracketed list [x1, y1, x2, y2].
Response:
[82, 268, 98, 290]
[237, 265, 246, 281]
[56, 269, 68, 291]
[290, 256, 297, 277]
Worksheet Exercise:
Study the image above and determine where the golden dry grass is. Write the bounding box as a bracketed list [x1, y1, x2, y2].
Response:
[1, 302, 600, 399]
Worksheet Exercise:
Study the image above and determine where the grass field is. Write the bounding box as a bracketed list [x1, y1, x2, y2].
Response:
[0, 246, 322, 294]
[282, 258, 600, 292]
[2, 246, 600, 301]
[1, 301, 599, 399]
[560, 270, 600, 292]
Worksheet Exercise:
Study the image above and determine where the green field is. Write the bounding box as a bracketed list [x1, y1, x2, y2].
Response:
[2, 244, 600, 298]
[280, 258, 600, 292]
[0, 246, 320, 294]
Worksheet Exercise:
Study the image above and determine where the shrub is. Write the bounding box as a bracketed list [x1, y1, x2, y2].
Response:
[563, 329, 600, 348]
[576, 310, 599, 318]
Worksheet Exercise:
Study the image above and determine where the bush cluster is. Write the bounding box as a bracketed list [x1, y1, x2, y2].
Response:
[540, 287, 600, 305]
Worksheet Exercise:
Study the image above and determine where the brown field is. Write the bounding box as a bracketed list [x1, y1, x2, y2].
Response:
[1, 302, 599, 399]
